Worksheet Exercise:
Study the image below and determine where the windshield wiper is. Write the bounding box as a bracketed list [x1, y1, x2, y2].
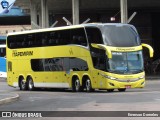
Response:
[130, 69, 143, 74]
[108, 70, 125, 74]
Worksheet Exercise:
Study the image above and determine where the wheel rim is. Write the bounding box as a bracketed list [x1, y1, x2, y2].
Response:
[29, 79, 33, 90]
[86, 79, 91, 91]
[21, 79, 26, 90]
[75, 79, 80, 91]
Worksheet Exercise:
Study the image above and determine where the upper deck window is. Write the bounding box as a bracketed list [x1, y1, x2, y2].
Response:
[102, 25, 141, 47]
[85, 27, 103, 44]
[7, 27, 88, 49]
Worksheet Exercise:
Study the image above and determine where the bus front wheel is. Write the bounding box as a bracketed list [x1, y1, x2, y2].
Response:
[27, 77, 35, 91]
[19, 78, 27, 90]
[107, 89, 114, 92]
[118, 88, 126, 92]
[72, 78, 81, 92]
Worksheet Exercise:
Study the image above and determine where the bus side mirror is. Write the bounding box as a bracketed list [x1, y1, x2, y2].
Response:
[142, 43, 154, 58]
[91, 44, 112, 59]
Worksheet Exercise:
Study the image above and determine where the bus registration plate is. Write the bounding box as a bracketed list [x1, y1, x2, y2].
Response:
[125, 85, 131, 88]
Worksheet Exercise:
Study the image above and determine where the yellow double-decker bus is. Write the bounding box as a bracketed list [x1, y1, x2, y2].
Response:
[6, 23, 153, 92]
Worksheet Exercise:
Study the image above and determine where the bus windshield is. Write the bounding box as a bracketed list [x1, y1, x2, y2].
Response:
[102, 25, 141, 47]
[108, 51, 144, 74]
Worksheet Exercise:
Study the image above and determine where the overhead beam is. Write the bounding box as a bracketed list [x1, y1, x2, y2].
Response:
[127, 12, 137, 23]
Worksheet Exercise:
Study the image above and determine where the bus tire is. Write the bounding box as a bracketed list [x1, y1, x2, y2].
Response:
[27, 77, 35, 91]
[118, 88, 126, 92]
[85, 79, 93, 92]
[19, 77, 27, 91]
[107, 89, 114, 92]
[72, 77, 81, 92]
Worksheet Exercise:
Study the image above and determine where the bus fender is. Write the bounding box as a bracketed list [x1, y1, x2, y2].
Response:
[71, 73, 81, 84]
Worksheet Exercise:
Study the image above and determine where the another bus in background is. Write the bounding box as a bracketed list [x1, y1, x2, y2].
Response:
[0, 44, 6, 78]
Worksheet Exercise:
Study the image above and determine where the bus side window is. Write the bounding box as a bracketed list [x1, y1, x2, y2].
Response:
[28, 41, 33, 47]
[72, 36, 78, 44]
[71, 28, 88, 46]
[85, 27, 103, 44]
[48, 39, 55, 45]
[22, 39, 28, 48]
[17, 42, 21, 48]
[8, 35, 18, 49]
[58, 30, 70, 45]
[42, 36, 48, 46]
[91, 48, 106, 71]
[35, 33, 43, 47]
[78, 36, 87, 46]
[9, 42, 15, 48]
[48, 31, 60, 46]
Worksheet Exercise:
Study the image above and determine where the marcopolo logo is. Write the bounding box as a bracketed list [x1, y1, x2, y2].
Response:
[116, 48, 135, 51]
[0, 0, 16, 14]
[12, 50, 33, 57]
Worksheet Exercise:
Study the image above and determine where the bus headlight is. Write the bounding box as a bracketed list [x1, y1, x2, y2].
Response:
[139, 75, 145, 79]
[106, 76, 117, 80]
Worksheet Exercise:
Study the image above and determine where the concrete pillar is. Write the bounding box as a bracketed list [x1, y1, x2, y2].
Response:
[41, 0, 49, 28]
[30, 0, 38, 29]
[120, 0, 128, 23]
[72, 0, 79, 25]
[38, 12, 42, 27]
[46, 5, 49, 27]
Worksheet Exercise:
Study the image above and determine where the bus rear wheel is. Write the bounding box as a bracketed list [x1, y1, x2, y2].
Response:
[72, 78, 81, 92]
[118, 88, 126, 92]
[27, 77, 35, 91]
[19, 77, 26, 90]
[107, 89, 114, 92]
[85, 79, 93, 92]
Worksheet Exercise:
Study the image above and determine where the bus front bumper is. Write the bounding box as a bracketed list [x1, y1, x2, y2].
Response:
[106, 78, 145, 89]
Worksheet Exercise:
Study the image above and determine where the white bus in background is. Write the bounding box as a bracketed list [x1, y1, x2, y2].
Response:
[0, 44, 6, 78]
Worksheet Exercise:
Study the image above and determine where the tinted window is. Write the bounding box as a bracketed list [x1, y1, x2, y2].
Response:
[7, 28, 88, 49]
[0, 47, 6, 57]
[31, 57, 88, 71]
[70, 57, 88, 71]
[70, 28, 88, 46]
[7, 34, 36, 49]
[85, 27, 103, 44]
[31, 58, 63, 71]
[90, 48, 106, 71]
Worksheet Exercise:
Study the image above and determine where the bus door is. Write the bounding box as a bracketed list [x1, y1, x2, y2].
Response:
[90, 47, 107, 89]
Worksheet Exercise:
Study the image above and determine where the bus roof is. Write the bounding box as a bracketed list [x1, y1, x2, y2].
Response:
[7, 23, 133, 36]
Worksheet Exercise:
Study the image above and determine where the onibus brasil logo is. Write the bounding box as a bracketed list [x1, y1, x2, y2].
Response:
[0, 0, 16, 14]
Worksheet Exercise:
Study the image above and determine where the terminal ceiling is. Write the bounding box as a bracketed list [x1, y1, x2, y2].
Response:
[15, 0, 160, 13]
